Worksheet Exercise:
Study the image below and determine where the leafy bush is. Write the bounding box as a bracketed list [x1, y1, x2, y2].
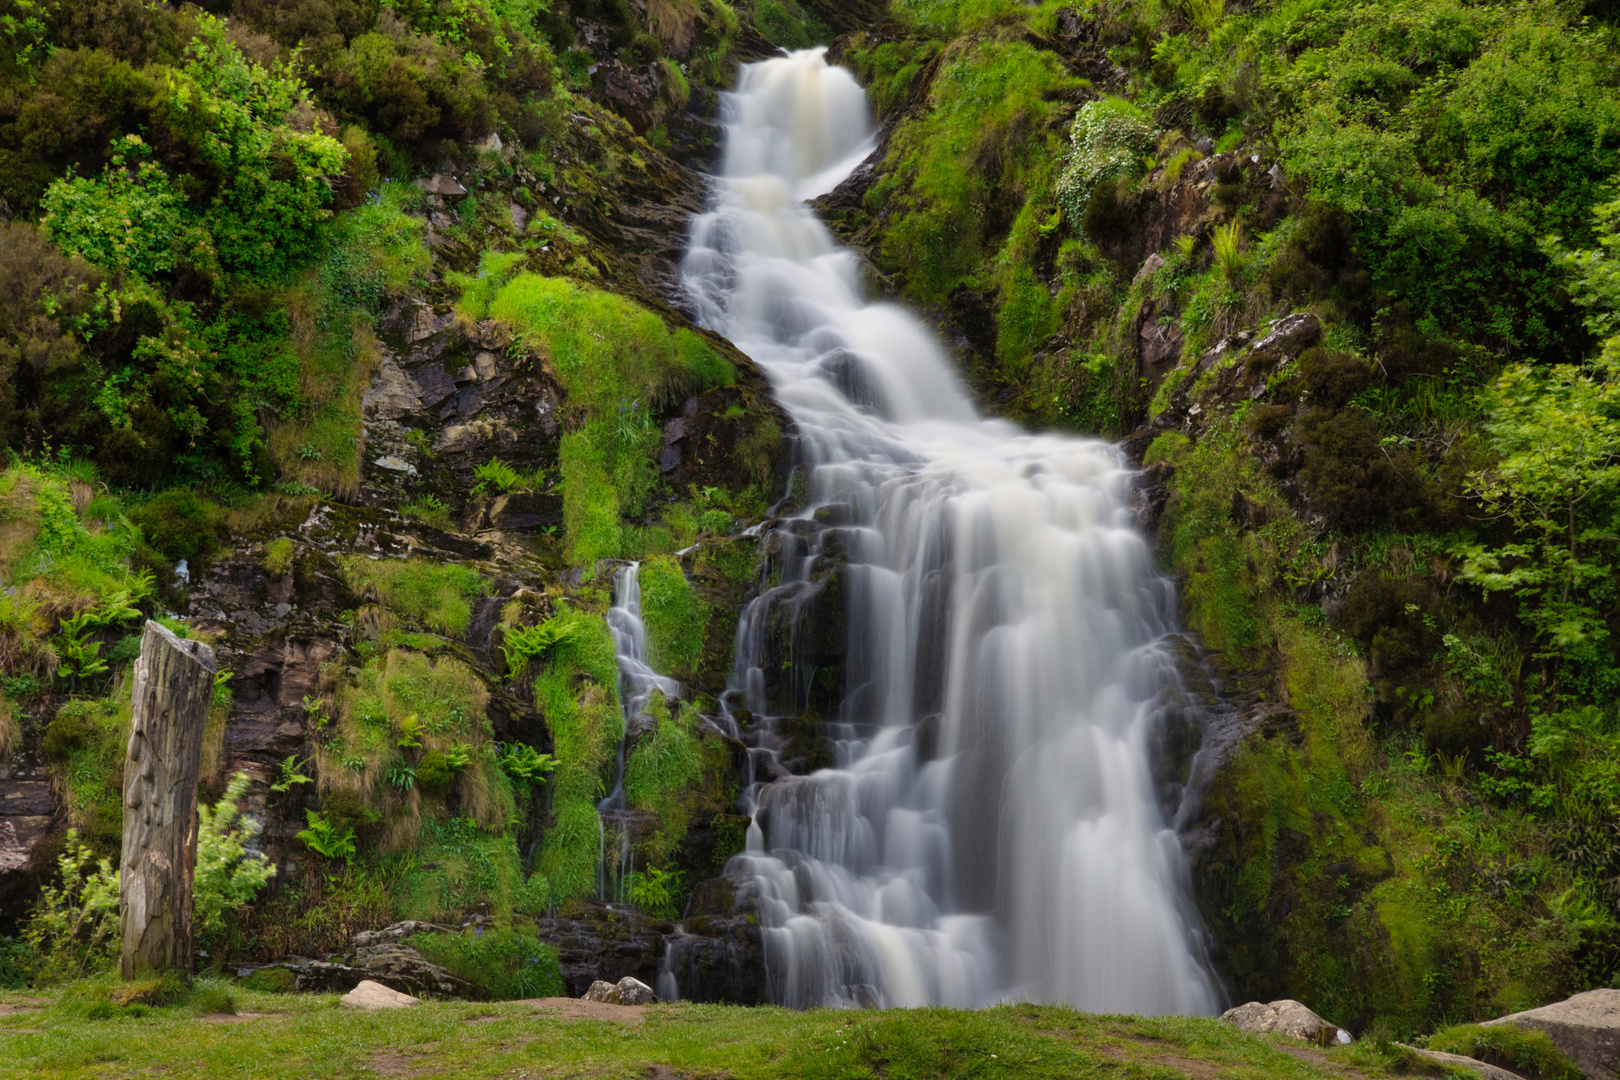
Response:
[23, 829, 120, 985]
[297, 810, 357, 863]
[1056, 97, 1157, 225]
[1427, 1024, 1583, 1080]
[339, 558, 487, 636]
[195, 772, 277, 942]
[128, 489, 224, 565]
[412, 926, 563, 1000]
[0, 935, 34, 989]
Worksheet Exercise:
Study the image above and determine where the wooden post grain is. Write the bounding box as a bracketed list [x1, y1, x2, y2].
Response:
[120, 620, 216, 978]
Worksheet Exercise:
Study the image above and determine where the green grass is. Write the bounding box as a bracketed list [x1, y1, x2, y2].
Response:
[338, 558, 487, 637]
[532, 606, 622, 905]
[637, 555, 708, 676]
[487, 274, 735, 570]
[0, 988, 1479, 1079]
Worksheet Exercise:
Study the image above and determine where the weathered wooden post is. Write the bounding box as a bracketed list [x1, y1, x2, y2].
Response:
[120, 620, 216, 978]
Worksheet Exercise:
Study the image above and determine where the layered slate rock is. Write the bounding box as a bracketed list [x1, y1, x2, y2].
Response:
[1485, 989, 1620, 1080]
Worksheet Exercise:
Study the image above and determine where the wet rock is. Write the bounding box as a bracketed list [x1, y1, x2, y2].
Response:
[1221, 999, 1352, 1046]
[272, 943, 476, 999]
[1399, 1045, 1526, 1080]
[350, 921, 458, 949]
[1484, 989, 1620, 1080]
[1133, 252, 1165, 286]
[418, 173, 468, 197]
[535, 899, 675, 996]
[341, 980, 419, 1009]
[1246, 312, 1322, 366]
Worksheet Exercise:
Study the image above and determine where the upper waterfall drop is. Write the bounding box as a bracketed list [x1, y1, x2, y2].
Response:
[680, 48, 1222, 1014]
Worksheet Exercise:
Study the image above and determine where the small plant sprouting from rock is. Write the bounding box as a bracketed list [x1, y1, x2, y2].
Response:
[269, 754, 314, 794]
[471, 457, 546, 496]
[499, 616, 580, 681]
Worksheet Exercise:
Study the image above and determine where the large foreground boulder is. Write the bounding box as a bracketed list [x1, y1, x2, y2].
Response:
[585, 976, 658, 1005]
[1221, 999, 1353, 1046]
[1401, 1045, 1526, 1080]
[1485, 989, 1620, 1080]
[342, 980, 419, 1009]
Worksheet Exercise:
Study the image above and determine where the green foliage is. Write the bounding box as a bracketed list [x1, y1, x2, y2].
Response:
[270, 754, 314, 794]
[499, 615, 578, 680]
[1426, 1024, 1583, 1080]
[41, 135, 186, 278]
[486, 274, 735, 567]
[128, 489, 224, 565]
[471, 456, 546, 496]
[0, 935, 34, 989]
[531, 606, 619, 904]
[195, 772, 277, 941]
[297, 810, 357, 863]
[340, 557, 487, 636]
[261, 537, 295, 577]
[498, 741, 556, 786]
[628, 865, 681, 919]
[1458, 363, 1620, 663]
[412, 927, 564, 1000]
[636, 555, 707, 675]
[624, 694, 707, 867]
[1056, 98, 1157, 226]
[22, 829, 119, 985]
[870, 39, 1079, 306]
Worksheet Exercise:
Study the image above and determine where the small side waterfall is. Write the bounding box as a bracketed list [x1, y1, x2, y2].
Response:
[600, 562, 679, 903]
[672, 50, 1223, 1013]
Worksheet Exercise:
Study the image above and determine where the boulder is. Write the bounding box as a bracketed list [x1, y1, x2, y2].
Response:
[1484, 988, 1620, 1080]
[584, 976, 658, 1005]
[1221, 999, 1353, 1046]
[342, 980, 419, 1009]
[1398, 1044, 1526, 1080]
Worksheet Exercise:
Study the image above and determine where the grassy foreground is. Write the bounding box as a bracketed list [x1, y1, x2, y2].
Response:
[0, 985, 1471, 1080]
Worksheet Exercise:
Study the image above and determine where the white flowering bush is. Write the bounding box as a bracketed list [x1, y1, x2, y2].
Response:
[1055, 98, 1159, 223]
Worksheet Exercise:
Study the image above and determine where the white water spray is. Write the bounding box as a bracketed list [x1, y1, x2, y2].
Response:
[678, 49, 1220, 1014]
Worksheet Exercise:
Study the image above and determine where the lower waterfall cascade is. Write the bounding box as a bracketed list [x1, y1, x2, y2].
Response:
[672, 48, 1224, 1014]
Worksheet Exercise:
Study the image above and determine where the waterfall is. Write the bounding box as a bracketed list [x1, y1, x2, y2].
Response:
[676, 48, 1221, 1014]
[600, 562, 679, 903]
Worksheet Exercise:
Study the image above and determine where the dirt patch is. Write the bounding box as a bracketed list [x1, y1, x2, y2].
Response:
[1272, 1043, 1386, 1079]
[365, 1051, 436, 1077]
[516, 997, 649, 1025]
[198, 1012, 275, 1025]
[0, 1003, 43, 1016]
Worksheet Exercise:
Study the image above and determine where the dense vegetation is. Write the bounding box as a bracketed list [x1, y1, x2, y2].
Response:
[824, 0, 1620, 1036]
[0, 0, 793, 993]
[3, 0, 1618, 1046]
[0, 987, 1538, 1079]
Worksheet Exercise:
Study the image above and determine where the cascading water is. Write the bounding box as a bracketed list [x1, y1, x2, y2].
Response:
[600, 563, 680, 903]
[676, 49, 1222, 1014]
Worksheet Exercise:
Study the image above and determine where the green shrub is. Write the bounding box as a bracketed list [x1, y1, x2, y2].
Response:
[236, 967, 296, 994]
[129, 489, 224, 565]
[413, 927, 563, 1000]
[1056, 97, 1157, 225]
[0, 935, 35, 989]
[339, 558, 486, 636]
[1427, 1024, 1583, 1080]
[637, 556, 707, 675]
[195, 772, 277, 943]
[23, 829, 120, 985]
